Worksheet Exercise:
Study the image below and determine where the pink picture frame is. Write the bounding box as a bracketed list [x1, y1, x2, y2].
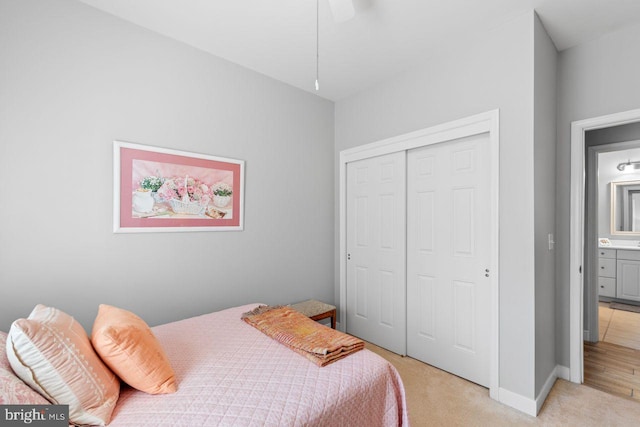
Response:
[113, 141, 244, 233]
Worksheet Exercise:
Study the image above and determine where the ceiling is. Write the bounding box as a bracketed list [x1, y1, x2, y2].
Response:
[76, 0, 640, 101]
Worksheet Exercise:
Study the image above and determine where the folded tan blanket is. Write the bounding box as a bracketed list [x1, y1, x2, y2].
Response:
[242, 305, 364, 367]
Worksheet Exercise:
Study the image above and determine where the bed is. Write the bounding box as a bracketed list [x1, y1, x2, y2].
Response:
[2, 304, 408, 427]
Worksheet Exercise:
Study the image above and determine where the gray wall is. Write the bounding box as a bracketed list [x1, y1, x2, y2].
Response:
[587, 122, 640, 147]
[533, 15, 558, 396]
[335, 12, 537, 399]
[556, 22, 640, 367]
[0, 0, 335, 331]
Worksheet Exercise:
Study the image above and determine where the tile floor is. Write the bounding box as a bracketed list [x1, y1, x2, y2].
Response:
[599, 302, 640, 349]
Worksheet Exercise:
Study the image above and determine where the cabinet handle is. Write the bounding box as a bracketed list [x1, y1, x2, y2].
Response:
[601, 266, 605, 269]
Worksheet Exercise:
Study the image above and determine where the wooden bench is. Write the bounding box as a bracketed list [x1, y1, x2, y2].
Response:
[290, 299, 337, 329]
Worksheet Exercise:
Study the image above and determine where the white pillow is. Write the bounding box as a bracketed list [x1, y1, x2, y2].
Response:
[6, 305, 120, 426]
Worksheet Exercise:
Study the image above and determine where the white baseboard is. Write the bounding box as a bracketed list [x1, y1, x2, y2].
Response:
[555, 365, 570, 381]
[498, 387, 537, 416]
[583, 329, 590, 341]
[535, 366, 561, 414]
[498, 365, 567, 417]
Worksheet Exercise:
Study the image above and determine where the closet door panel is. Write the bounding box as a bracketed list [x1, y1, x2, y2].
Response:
[407, 133, 491, 387]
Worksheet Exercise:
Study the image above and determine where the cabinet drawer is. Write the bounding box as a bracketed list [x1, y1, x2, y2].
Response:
[616, 249, 640, 261]
[598, 258, 616, 278]
[598, 248, 616, 259]
[598, 277, 616, 297]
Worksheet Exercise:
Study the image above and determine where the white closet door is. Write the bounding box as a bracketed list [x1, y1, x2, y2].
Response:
[406, 133, 491, 387]
[346, 152, 406, 355]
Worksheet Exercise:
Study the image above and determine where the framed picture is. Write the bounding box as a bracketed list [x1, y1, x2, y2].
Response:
[114, 141, 244, 233]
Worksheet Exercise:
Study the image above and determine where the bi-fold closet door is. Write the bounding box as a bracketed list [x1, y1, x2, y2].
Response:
[346, 133, 491, 388]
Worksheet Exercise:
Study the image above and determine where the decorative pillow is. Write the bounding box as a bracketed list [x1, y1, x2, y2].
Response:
[6, 305, 120, 426]
[91, 304, 177, 394]
[0, 331, 49, 405]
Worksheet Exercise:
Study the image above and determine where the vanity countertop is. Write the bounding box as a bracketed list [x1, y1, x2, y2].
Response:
[600, 245, 640, 251]
[599, 240, 640, 251]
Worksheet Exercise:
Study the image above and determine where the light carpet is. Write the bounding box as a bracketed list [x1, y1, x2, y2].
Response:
[367, 342, 640, 426]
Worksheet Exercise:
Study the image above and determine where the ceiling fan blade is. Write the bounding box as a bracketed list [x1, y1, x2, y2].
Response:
[327, 0, 355, 23]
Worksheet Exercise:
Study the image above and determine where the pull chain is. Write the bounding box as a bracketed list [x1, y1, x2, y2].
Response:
[315, 0, 319, 91]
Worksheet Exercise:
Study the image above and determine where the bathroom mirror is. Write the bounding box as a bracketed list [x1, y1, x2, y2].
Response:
[611, 180, 640, 234]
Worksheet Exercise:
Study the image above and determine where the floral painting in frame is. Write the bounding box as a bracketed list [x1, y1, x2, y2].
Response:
[114, 141, 244, 233]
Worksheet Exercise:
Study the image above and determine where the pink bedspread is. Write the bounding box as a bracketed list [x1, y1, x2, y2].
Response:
[109, 304, 408, 427]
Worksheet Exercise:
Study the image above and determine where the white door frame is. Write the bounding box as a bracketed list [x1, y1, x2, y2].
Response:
[339, 109, 500, 398]
[569, 108, 640, 383]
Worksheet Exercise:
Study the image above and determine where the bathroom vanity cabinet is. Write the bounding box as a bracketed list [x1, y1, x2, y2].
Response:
[597, 248, 616, 298]
[598, 247, 640, 302]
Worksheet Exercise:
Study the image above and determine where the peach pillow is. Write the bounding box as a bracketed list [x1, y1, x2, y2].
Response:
[6, 305, 120, 426]
[91, 304, 177, 394]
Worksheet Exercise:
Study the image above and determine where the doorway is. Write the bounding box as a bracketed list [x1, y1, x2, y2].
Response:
[569, 108, 640, 384]
[584, 140, 640, 342]
[582, 135, 640, 399]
